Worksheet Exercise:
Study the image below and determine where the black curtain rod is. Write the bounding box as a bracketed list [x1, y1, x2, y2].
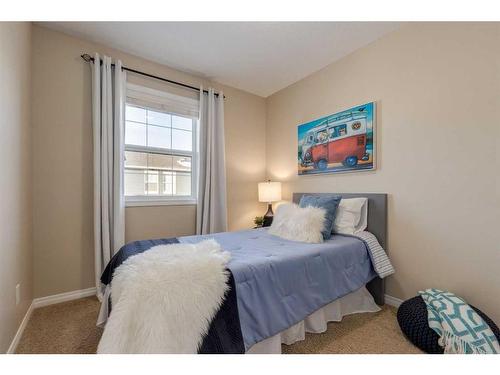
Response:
[80, 54, 224, 98]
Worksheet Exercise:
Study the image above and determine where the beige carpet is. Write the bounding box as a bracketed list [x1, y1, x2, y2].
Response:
[16, 297, 422, 354]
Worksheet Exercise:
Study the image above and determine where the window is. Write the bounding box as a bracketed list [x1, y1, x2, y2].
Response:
[315, 129, 328, 144]
[124, 95, 198, 206]
[330, 124, 347, 139]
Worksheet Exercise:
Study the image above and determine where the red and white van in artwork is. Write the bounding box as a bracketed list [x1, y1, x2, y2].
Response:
[300, 111, 370, 170]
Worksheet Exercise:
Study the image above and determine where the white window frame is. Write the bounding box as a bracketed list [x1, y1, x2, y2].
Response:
[124, 84, 199, 207]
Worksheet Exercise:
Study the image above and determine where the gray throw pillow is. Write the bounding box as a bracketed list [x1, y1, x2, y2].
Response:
[298, 194, 342, 240]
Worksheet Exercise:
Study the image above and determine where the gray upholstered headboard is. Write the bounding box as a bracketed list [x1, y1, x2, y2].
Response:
[292, 192, 388, 305]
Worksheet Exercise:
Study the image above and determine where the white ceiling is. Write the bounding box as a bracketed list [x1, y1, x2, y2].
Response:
[41, 22, 401, 97]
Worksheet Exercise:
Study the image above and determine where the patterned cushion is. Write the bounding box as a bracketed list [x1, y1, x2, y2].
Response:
[397, 296, 500, 354]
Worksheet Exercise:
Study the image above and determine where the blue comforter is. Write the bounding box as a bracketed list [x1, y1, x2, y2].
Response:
[179, 228, 376, 350]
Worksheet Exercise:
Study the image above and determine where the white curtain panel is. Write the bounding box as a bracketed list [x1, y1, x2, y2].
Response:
[91, 53, 126, 299]
[197, 88, 228, 234]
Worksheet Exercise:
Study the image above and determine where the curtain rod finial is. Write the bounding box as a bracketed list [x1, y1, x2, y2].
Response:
[81, 53, 92, 62]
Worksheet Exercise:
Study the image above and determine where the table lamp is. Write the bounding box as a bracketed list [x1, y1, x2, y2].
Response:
[258, 180, 282, 227]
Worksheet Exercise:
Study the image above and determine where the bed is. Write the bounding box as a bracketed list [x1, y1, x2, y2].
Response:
[98, 193, 390, 354]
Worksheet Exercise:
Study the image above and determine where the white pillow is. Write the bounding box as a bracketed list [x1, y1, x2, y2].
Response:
[333, 198, 368, 235]
[268, 203, 325, 243]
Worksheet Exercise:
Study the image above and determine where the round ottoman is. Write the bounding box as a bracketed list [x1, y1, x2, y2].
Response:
[397, 296, 500, 354]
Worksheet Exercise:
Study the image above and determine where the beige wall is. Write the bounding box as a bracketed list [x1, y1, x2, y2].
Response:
[125, 205, 196, 243]
[32, 25, 266, 298]
[266, 23, 500, 322]
[0, 23, 33, 352]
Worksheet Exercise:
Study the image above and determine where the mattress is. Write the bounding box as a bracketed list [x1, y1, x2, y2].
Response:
[179, 228, 377, 349]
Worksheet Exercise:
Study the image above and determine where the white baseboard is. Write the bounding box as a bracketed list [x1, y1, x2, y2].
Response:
[32, 287, 97, 308]
[6, 302, 34, 354]
[384, 294, 403, 308]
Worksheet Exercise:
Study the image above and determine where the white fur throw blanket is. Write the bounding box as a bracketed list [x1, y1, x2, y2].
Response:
[97, 239, 230, 354]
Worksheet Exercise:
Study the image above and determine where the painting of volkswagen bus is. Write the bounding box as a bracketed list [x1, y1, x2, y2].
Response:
[298, 102, 375, 175]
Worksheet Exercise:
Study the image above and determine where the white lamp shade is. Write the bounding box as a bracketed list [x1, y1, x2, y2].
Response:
[258, 181, 282, 203]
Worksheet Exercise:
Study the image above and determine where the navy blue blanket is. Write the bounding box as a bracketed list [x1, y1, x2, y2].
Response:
[100, 238, 245, 354]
